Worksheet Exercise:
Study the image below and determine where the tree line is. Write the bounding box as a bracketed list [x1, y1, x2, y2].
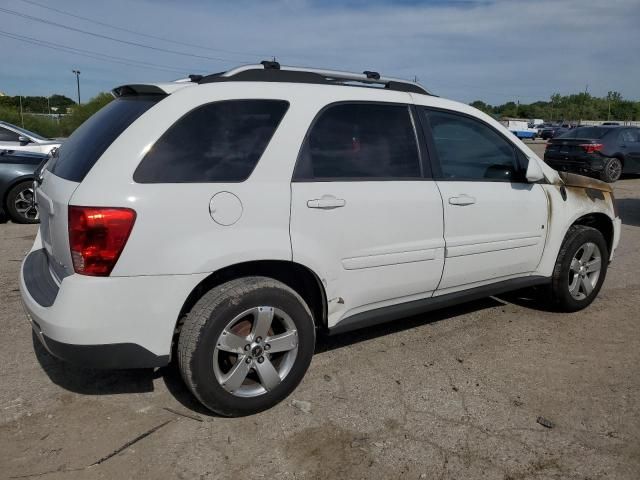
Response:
[1, 90, 639, 139]
[0, 93, 113, 138]
[470, 91, 640, 122]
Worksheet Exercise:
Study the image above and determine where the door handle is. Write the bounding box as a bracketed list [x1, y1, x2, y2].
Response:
[448, 194, 476, 206]
[307, 195, 346, 209]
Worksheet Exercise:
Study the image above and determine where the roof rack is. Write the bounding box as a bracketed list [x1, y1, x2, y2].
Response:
[194, 61, 432, 95]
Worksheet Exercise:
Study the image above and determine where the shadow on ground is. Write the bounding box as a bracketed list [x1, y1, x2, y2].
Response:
[33, 296, 512, 416]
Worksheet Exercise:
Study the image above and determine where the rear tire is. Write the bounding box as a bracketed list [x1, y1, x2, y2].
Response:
[600, 157, 622, 183]
[5, 181, 39, 224]
[549, 225, 608, 312]
[177, 277, 315, 416]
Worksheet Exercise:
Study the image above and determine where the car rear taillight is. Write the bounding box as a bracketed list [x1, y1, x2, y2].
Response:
[68, 206, 136, 276]
[579, 143, 603, 153]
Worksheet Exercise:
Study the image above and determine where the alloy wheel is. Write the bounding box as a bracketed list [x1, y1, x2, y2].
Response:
[568, 242, 602, 300]
[13, 186, 39, 221]
[213, 306, 299, 397]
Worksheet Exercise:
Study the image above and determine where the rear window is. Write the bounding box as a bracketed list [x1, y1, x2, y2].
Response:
[49, 96, 163, 182]
[557, 127, 610, 139]
[134, 100, 289, 183]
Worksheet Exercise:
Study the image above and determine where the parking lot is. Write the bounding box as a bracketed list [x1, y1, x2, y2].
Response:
[1, 141, 639, 479]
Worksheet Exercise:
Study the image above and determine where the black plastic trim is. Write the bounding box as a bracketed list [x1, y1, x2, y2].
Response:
[23, 249, 59, 307]
[329, 276, 549, 335]
[36, 333, 170, 369]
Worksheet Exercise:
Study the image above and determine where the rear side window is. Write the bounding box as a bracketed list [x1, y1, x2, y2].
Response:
[620, 129, 639, 143]
[134, 100, 289, 183]
[423, 109, 523, 182]
[294, 103, 421, 180]
[49, 96, 163, 182]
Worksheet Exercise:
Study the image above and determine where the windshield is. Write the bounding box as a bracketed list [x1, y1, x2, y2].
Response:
[2, 122, 49, 141]
[48, 95, 164, 182]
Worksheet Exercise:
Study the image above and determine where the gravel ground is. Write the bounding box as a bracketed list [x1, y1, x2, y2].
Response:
[1, 142, 639, 479]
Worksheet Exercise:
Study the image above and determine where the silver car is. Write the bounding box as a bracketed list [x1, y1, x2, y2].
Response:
[0, 121, 61, 154]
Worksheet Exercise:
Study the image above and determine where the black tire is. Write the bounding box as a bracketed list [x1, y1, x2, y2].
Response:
[600, 157, 622, 183]
[5, 181, 39, 224]
[177, 276, 315, 416]
[549, 225, 608, 312]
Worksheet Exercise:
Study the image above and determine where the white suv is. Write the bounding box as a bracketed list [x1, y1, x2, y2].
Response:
[20, 62, 621, 416]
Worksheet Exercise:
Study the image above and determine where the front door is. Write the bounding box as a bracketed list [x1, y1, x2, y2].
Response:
[290, 101, 445, 327]
[418, 107, 548, 294]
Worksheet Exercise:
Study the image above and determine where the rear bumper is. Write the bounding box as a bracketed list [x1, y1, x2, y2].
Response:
[20, 247, 208, 369]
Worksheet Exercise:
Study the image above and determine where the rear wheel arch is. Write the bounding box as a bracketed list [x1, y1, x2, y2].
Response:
[175, 260, 327, 342]
[2, 175, 34, 208]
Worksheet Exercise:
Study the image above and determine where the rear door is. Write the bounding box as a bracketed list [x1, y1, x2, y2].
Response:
[36, 96, 163, 279]
[290, 101, 445, 327]
[418, 107, 547, 294]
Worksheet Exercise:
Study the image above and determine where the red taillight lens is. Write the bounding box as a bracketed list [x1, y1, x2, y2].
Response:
[68, 206, 136, 276]
[579, 143, 603, 153]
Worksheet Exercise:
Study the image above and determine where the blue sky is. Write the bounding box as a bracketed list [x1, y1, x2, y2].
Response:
[1, 0, 639, 105]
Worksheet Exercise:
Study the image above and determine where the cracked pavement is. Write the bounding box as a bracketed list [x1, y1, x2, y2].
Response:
[1, 143, 639, 479]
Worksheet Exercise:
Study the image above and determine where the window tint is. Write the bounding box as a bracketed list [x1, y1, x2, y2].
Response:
[134, 100, 288, 183]
[424, 109, 522, 182]
[559, 127, 609, 139]
[295, 103, 421, 180]
[49, 96, 163, 182]
[620, 129, 639, 143]
[0, 127, 20, 142]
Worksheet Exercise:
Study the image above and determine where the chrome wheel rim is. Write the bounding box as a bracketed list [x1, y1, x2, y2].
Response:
[213, 306, 298, 398]
[607, 159, 621, 181]
[13, 187, 39, 221]
[568, 242, 602, 300]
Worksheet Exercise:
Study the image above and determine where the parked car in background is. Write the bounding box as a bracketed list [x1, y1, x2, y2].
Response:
[0, 121, 61, 155]
[544, 126, 640, 182]
[20, 62, 621, 416]
[540, 125, 569, 140]
[500, 119, 537, 139]
[0, 149, 47, 223]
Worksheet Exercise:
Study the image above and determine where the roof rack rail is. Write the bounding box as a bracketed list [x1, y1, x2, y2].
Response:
[196, 61, 432, 95]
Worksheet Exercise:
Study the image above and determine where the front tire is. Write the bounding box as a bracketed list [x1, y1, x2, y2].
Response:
[5, 181, 39, 224]
[549, 225, 608, 312]
[600, 157, 622, 183]
[177, 277, 315, 416]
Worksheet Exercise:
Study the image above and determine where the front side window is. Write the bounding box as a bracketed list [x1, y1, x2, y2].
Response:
[134, 100, 289, 183]
[294, 102, 421, 180]
[423, 109, 523, 182]
[0, 127, 20, 142]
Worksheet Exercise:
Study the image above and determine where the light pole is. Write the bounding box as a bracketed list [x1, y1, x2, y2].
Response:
[72, 69, 81, 105]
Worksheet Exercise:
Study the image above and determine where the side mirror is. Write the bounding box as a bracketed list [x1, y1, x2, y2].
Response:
[18, 135, 31, 145]
[525, 157, 545, 183]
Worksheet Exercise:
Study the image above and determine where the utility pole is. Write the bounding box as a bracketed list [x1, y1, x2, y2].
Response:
[47, 96, 51, 117]
[19, 95, 24, 128]
[72, 69, 81, 105]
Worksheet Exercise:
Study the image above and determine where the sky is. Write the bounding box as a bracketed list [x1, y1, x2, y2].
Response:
[1, 0, 639, 105]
